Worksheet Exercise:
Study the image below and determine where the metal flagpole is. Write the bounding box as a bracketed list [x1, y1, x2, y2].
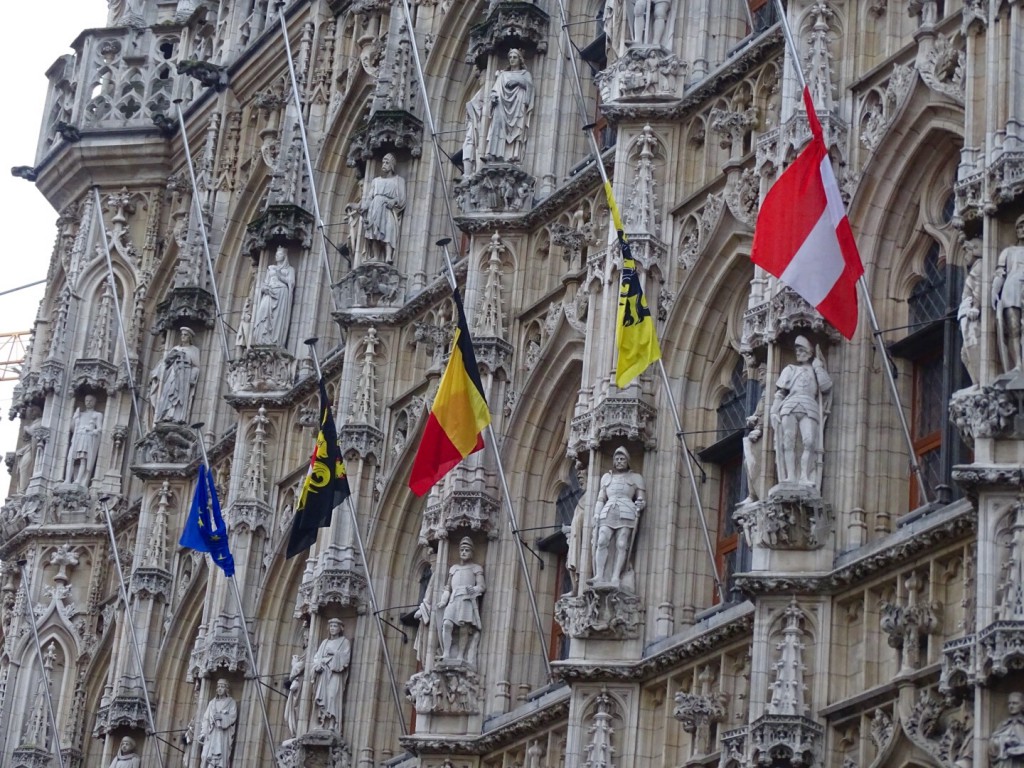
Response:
[552, 0, 726, 602]
[275, 3, 339, 311]
[92, 186, 146, 443]
[304, 339, 409, 734]
[770, 0, 930, 505]
[98, 497, 168, 768]
[173, 101, 233, 364]
[191, 427, 283, 767]
[16, 559, 68, 768]
[397, 0, 555, 678]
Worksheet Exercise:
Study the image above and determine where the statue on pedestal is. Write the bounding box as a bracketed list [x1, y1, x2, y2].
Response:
[151, 327, 200, 425]
[312, 618, 351, 733]
[361, 153, 406, 264]
[251, 246, 295, 347]
[590, 446, 646, 589]
[199, 678, 237, 768]
[108, 736, 141, 768]
[64, 395, 102, 486]
[438, 537, 485, 666]
[486, 49, 534, 164]
[993, 214, 1024, 373]
[991, 691, 1024, 768]
[15, 405, 42, 493]
[958, 238, 982, 385]
[771, 336, 832, 489]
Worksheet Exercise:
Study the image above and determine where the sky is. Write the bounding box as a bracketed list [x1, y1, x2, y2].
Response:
[0, 4, 108, 499]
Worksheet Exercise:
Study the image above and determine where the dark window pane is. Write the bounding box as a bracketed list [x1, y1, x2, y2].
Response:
[717, 360, 748, 438]
[914, 354, 944, 437]
[909, 243, 947, 327]
[721, 458, 743, 536]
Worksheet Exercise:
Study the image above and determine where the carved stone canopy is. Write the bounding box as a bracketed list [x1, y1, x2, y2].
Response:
[466, 1, 550, 68]
[154, 285, 216, 334]
[347, 110, 424, 166]
[242, 204, 314, 259]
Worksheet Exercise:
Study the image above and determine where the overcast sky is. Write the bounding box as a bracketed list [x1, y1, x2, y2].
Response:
[0, 4, 107, 499]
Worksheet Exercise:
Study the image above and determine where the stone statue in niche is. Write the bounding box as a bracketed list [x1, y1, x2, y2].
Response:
[15, 404, 42, 493]
[771, 336, 832, 489]
[235, 296, 252, 351]
[251, 246, 295, 347]
[741, 362, 767, 504]
[463, 78, 484, 175]
[285, 653, 304, 737]
[361, 153, 406, 264]
[991, 691, 1024, 767]
[312, 618, 351, 733]
[64, 394, 102, 486]
[631, 0, 671, 47]
[958, 237, 982, 386]
[438, 537, 485, 667]
[993, 214, 1024, 373]
[151, 327, 200, 425]
[108, 735, 141, 768]
[486, 49, 534, 164]
[413, 553, 438, 664]
[590, 446, 646, 589]
[199, 678, 237, 768]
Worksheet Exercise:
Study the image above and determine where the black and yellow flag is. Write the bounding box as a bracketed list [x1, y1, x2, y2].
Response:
[286, 379, 351, 558]
[605, 182, 661, 387]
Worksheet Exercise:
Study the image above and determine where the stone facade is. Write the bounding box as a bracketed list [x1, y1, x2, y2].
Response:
[3, 1, 1024, 767]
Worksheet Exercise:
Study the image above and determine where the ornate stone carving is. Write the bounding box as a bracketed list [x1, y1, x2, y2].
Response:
[950, 385, 1016, 446]
[583, 691, 617, 768]
[134, 423, 196, 467]
[406, 666, 481, 715]
[748, 714, 823, 767]
[953, 170, 984, 226]
[421, 489, 501, 545]
[188, 613, 250, 680]
[130, 566, 172, 602]
[70, 359, 120, 396]
[355, 110, 424, 162]
[554, 586, 642, 639]
[990, 150, 1024, 212]
[333, 263, 404, 309]
[227, 346, 296, 394]
[940, 634, 975, 694]
[295, 546, 368, 617]
[734, 489, 831, 551]
[568, 397, 658, 459]
[93, 678, 150, 735]
[153, 286, 216, 333]
[858, 64, 917, 151]
[466, 1, 550, 67]
[919, 32, 965, 105]
[674, 667, 727, 758]
[242, 204, 315, 258]
[278, 731, 351, 768]
[454, 165, 535, 214]
[768, 286, 843, 342]
[879, 571, 941, 673]
[595, 47, 684, 104]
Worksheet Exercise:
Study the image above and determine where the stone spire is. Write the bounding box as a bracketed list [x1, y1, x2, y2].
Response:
[241, 406, 270, 502]
[475, 234, 507, 339]
[768, 600, 807, 716]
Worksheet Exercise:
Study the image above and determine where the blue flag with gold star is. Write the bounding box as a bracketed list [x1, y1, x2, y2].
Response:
[180, 464, 235, 577]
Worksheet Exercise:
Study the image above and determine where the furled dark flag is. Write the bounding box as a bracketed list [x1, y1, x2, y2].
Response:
[287, 379, 351, 558]
[180, 464, 235, 577]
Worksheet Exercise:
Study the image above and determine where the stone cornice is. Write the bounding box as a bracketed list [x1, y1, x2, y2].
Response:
[0, 523, 108, 561]
[734, 501, 975, 597]
[399, 687, 571, 755]
[601, 27, 784, 123]
[553, 602, 755, 683]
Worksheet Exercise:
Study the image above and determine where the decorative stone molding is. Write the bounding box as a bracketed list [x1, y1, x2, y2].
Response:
[176, 59, 229, 91]
[153, 286, 216, 333]
[988, 150, 1024, 210]
[472, 337, 514, 378]
[939, 634, 975, 694]
[953, 465, 1024, 501]
[420, 489, 501, 544]
[226, 499, 272, 535]
[338, 424, 384, 463]
[406, 665, 481, 715]
[133, 423, 196, 469]
[279, 731, 351, 768]
[879, 572, 941, 673]
[977, 621, 1024, 685]
[70, 358, 120, 395]
[918, 32, 965, 105]
[352, 109, 424, 161]
[333, 262, 404, 309]
[674, 688, 727, 757]
[242, 204, 315, 258]
[92, 691, 149, 736]
[466, 1, 550, 67]
[768, 286, 843, 343]
[187, 613, 250, 681]
[748, 714, 823, 767]
[595, 47, 684, 104]
[454, 165, 535, 214]
[295, 545, 368, 617]
[903, 689, 972, 766]
[953, 170, 984, 226]
[568, 396, 658, 459]
[734, 489, 831, 550]
[10, 747, 55, 768]
[949, 384, 1016, 446]
[554, 586, 642, 640]
[129, 566, 172, 602]
[227, 346, 296, 395]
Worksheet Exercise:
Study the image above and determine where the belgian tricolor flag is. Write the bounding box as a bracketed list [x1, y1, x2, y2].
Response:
[286, 379, 351, 558]
[408, 287, 491, 496]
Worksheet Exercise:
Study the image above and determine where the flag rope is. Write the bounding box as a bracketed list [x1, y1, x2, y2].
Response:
[192, 427, 284, 766]
[305, 339, 409, 736]
[17, 559, 68, 768]
[99, 497, 168, 768]
[173, 101, 234, 364]
[93, 186, 146, 443]
[769, 0, 929, 505]
[552, 0, 726, 603]
[398, 0, 554, 680]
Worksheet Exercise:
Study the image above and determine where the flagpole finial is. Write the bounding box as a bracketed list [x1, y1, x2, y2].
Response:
[191, 422, 205, 431]
[173, 98, 184, 105]
[16, 559, 26, 567]
[436, 238, 452, 247]
[582, 122, 597, 131]
[304, 337, 319, 347]
[98, 495, 112, 504]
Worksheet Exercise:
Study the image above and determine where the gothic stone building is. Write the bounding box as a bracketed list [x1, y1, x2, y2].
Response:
[2, 0, 1021, 767]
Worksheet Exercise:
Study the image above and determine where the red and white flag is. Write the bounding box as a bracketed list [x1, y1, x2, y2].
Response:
[751, 87, 863, 339]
